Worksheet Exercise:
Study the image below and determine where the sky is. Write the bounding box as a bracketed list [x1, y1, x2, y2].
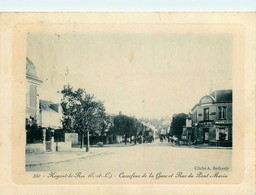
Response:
[27, 32, 232, 119]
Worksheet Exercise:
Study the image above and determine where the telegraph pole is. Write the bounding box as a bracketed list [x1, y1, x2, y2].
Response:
[86, 130, 90, 152]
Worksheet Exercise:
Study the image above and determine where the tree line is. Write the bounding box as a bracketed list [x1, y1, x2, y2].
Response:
[60, 85, 152, 151]
[109, 114, 152, 145]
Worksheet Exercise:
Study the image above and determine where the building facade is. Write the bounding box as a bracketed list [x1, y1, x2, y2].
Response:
[39, 100, 62, 129]
[182, 115, 192, 141]
[191, 90, 232, 146]
[26, 57, 43, 125]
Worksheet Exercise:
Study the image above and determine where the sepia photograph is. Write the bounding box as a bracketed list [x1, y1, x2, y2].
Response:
[25, 29, 233, 176]
[3, 13, 253, 192]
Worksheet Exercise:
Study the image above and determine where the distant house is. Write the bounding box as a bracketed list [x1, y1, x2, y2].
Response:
[39, 100, 62, 129]
[26, 57, 43, 126]
[191, 89, 232, 146]
[182, 115, 192, 141]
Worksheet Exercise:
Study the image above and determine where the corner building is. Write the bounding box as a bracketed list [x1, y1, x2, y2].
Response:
[191, 90, 232, 146]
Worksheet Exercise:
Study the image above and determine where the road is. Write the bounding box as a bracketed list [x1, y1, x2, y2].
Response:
[26, 140, 232, 173]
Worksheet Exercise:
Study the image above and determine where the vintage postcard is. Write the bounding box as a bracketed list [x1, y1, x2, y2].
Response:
[0, 13, 255, 194]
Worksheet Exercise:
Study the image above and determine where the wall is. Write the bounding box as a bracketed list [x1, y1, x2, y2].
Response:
[192, 102, 232, 123]
[26, 80, 40, 122]
[215, 103, 232, 121]
[55, 142, 72, 151]
[186, 118, 192, 128]
[41, 110, 62, 129]
[26, 143, 45, 154]
[26, 141, 72, 153]
[65, 133, 79, 145]
[193, 104, 217, 122]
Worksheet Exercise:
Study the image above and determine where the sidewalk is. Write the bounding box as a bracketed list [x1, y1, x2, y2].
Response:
[26, 143, 136, 167]
[91, 143, 137, 148]
[26, 147, 109, 167]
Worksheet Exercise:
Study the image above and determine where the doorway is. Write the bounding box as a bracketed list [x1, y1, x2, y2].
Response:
[203, 128, 209, 143]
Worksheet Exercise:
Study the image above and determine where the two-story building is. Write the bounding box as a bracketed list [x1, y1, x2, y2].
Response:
[191, 89, 232, 146]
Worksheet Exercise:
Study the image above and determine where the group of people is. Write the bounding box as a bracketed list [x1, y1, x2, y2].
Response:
[129, 135, 155, 144]
[160, 135, 168, 142]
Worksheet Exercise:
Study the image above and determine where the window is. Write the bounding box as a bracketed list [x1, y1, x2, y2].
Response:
[204, 108, 209, 121]
[218, 106, 227, 119]
[216, 127, 228, 141]
[192, 111, 197, 123]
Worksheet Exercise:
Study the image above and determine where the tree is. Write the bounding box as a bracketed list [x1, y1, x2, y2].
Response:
[26, 121, 44, 144]
[169, 113, 187, 138]
[95, 101, 109, 136]
[110, 114, 144, 144]
[110, 114, 128, 144]
[60, 85, 107, 152]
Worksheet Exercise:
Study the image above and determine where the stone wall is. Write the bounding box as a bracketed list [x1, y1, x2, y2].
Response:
[55, 141, 72, 151]
[65, 133, 79, 145]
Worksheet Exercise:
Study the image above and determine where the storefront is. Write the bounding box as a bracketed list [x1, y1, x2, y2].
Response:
[191, 90, 232, 147]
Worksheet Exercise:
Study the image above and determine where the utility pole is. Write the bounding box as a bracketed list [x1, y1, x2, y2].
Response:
[86, 130, 90, 152]
[80, 132, 84, 149]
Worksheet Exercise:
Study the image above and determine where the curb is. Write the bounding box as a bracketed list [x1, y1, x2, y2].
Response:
[26, 150, 109, 168]
[170, 145, 232, 150]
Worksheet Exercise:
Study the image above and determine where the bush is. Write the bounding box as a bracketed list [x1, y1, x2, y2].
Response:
[26, 124, 43, 143]
[54, 129, 65, 142]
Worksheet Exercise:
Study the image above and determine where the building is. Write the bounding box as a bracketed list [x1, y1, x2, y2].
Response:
[25, 58, 74, 153]
[182, 114, 192, 141]
[26, 57, 43, 125]
[191, 89, 232, 146]
[142, 122, 157, 139]
[39, 100, 62, 129]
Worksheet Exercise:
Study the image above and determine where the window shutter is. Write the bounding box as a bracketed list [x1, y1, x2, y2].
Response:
[216, 128, 219, 140]
[225, 128, 228, 140]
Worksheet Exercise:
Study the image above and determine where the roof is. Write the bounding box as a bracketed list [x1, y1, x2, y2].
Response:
[26, 57, 42, 82]
[210, 89, 232, 103]
[192, 89, 232, 111]
[40, 100, 59, 113]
